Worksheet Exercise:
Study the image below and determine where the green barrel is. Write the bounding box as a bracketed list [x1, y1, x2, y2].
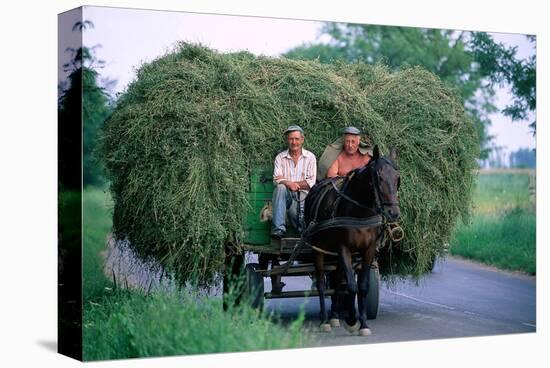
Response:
[244, 166, 274, 245]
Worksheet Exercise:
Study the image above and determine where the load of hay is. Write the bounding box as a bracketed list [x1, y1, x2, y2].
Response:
[101, 43, 479, 286]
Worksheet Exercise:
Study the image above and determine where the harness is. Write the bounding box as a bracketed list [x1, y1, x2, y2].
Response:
[283, 158, 403, 263]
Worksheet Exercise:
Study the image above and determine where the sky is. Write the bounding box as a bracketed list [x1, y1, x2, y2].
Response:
[59, 6, 536, 160]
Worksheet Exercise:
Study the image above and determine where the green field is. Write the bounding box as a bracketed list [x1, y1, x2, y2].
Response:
[449, 170, 536, 275]
[80, 188, 309, 361]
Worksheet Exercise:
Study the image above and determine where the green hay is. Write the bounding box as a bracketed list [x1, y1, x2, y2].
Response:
[101, 43, 479, 285]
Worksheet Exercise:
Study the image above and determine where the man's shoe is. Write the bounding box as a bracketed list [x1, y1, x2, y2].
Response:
[271, 229, 284, 240]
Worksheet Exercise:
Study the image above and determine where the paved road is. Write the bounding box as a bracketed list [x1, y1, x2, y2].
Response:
[104, 241, 536, 346]
[263, 256, 536, 346]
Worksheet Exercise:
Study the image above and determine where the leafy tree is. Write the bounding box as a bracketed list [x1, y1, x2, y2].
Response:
[58, 20, 114, 188]
[285, 24, 536, 158]
[469, 32, 536, 132]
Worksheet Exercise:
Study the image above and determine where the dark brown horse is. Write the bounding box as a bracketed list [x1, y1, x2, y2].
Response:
[303, 145, 400, 335]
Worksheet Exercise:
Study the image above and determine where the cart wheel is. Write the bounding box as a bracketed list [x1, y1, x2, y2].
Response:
[244, 263, 264, 310]
[366, 265, 380, 320]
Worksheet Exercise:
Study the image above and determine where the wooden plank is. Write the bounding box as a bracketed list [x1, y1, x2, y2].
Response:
[272, 238, 313, 254]
[243, 244, 279, 254]
[258, 260, 373, 276]
[262, 264, 338, 276]
[265, 288, 352, 299]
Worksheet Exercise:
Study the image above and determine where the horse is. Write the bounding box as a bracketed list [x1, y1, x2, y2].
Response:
[303, 145, 400, 336]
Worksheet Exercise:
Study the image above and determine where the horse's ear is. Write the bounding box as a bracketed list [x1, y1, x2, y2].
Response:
[389, 145, 398, 162]
[373, 145, 380, 160]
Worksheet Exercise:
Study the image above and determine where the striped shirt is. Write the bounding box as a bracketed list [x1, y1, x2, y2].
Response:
[273, 148, 317, 193]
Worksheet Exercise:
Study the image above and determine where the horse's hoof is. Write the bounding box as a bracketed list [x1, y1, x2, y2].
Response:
[359, 328, 372, 336]
[329, 318, 340, 328]
[319, 323, 332, 332]
[344, 320, 360, 333]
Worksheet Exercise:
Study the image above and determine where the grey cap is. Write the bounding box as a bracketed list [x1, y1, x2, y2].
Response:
[284, 125, 304, 135]
[343, 126, 361, 135]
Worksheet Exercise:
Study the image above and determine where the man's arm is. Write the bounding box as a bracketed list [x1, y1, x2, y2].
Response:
[304, 155, 316, 188]
[274, 155, 299, 191]
[327, 157, 339, 178]
[273, 154, 285, 185]
[274, 178, 305, 192]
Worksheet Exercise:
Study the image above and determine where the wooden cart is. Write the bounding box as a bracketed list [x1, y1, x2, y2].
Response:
[224, 167, 380, 319]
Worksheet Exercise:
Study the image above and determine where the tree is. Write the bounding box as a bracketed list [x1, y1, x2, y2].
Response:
[58, 20, 114, 188]
[284, 24, 536, 158]
[481, 144, 507, 169]
[509, 148, 536, 168]
[469, 32, 536, 132]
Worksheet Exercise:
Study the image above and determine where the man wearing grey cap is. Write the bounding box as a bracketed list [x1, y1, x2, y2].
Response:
[326, 126, 372, 177]
[271, 125, 317, 239]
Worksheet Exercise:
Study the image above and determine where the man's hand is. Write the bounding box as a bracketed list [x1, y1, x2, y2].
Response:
[276, 176, 301, 192]
[286, 181, 300, 192]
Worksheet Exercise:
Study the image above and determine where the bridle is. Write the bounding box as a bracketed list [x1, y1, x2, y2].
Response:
[297, 156, 403, 260]
[333, 156, 400, 218]
[295, 155, 403, 262]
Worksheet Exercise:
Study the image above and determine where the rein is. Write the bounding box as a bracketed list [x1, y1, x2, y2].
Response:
[298, 155, 403, 255]
[301, 215, 385, 240]
[330, 180, 370, 210]
[345, 158, 399, 211]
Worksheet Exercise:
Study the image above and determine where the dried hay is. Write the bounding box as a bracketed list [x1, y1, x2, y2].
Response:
[101, 44, 478, 285]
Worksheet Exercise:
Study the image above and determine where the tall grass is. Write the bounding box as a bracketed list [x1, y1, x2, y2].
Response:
[82, 188, 309, 361]
[83, 188, 114, 302]
[450, 171, 536, 275]
[450, 207, 535, 274]
[84, 289, 307, 361]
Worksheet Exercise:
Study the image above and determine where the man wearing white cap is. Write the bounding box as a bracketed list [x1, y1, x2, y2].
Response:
[271, 125, 317, 239]
[327, 126, 372, 177]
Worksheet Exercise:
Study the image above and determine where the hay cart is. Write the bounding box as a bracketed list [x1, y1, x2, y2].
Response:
[224, 166, 381, 319]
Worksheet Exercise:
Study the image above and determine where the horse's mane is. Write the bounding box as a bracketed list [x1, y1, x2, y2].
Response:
[347, 154, 399, 185]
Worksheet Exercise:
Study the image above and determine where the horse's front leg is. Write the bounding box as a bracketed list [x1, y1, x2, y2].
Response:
[314, 252, 331, 332]
[338, 245, 359, 332]
[357, 245, 376, 336]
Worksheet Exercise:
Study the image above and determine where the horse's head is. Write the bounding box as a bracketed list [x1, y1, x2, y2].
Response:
[359, 145, 400, 221]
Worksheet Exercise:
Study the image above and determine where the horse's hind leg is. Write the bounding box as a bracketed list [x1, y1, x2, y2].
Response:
[328, 270, 341, 327]
[338, 245, 359, 332]
[314, 252, 331, 332]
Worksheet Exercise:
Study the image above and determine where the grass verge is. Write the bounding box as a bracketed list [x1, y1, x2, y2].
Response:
[83, 289, 307, 361]
[450, 170, 536, 275]
[83, 187, 114, 302]
[82, 187, 309, 361]
[450, 207, 535, 274]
